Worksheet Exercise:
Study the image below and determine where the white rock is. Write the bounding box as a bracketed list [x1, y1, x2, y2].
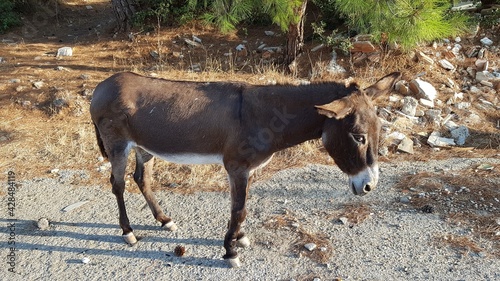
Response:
[476, 71, 494, 82]
[401, 96, 418, 116]
[397, 137, 414, 154]
[264, 31, 275, 36]
[81, 257, 90, 264]
[37, 218, 50, 230]
[50, 168, 60, 174]
[438, 59, 455, 70]
[339, 217, 349, 225]
[455, 37, 461, 43]
[480, 37, 493, 46]
[57, 47, 73, 57]
[427, 135, 456, 147]
[235, 44, 245, 51]
[419, 98, 434, 108]
[304, 243, 317, 251]
[409, 79, 437, 101]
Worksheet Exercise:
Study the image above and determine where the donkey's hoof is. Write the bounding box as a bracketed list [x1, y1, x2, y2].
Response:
[122, 232, 137, 245]
[236, 235, 250, 248]
[163, 221, 178, 232]
[226, 256, 242, 268]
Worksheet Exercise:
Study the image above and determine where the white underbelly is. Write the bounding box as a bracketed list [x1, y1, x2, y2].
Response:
[133, 143, 224, 165]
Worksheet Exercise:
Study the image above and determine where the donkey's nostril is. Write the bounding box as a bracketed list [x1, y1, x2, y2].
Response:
[363, 185, 372, 193]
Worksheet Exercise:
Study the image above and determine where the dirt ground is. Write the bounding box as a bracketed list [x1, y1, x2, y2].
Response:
[1, 1, 499, 280]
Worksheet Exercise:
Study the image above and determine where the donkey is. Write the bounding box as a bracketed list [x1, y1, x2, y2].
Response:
[90, 71, 400, 267]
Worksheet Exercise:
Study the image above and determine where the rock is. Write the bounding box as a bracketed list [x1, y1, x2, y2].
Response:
[304, 243, 317, 251]
[450, 125, 469, 145]
[326, 51, 346, 74]
[395, 80, 409, 95]
[351, 41, 376, 53]
[81, 257, 90, 264]
[476, 71, 495, 83]
[401, 96, 418, 116]
[192, 35, 202, 43]
[10, 78, 21, 83]
[264, 31, 275, 36]
[438, 59, 455, 70]
[419, 98, 434, 108]
[427, 133, 456, 147]
[480, 37, 493, 46]
[184, 38, 201, 48]
[50, 168, 60, 174]
[455, 37, 461, 43]
[79, 74, 90, 80]
[480, 80, 493, 88]
[56, 47, 73, 57]
[475, 59, 488, 71]
[397, 137, 414, 154]
[37, 218, 50, 230]
[425, 109, 442, 124]
[409, 79, 437, 101]
[400, 196, 411, 204]
[416, 51, 434, 64]
[455, 102, 471, 109]
[235, 44, 245, 51]
[465, 46, 479, 58]
[339, 217, 349, 225]
[33, 81, 44, 89]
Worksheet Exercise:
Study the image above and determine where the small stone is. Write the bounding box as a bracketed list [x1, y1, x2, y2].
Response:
[455, 37, 461, 43]
[400, 196, 411, 204]
[304, 243, 317, 251]
[455, 102, 471, 109]
[81, 257, 90, 264]
[450, 125, 469, 145]
[184, 38, 201, 48]
[264, 31, 275, 36]
[397, 137, 414, 154]
[192, 35, 202, 43]
[57, 47, 73, 57]
[476, 71, 494, 83]
[475, 59, 488, 71]
[416, 51, 434, 64]
[480, 37, 493, 46]
[235, 44, 245, 51]
[97, 156, 104, 162]
[79, 74, 90, 80]
[10, 78, 21, 83]
[339, 217, 349, 225]
[409, 79, 437, 101]
[50, 168, 60, 174]
[33, 81, 44, 89]
[419, 98, 434, 108]
[37, 218, 50, 230]
[438, 59, 455, 70]
[401, 96, 418, 116]
[311, 44, 324, 52]
[427, 135, 456, 147]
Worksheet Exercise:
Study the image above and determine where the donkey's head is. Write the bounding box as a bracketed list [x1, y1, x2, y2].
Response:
[315, 72, 401, 196]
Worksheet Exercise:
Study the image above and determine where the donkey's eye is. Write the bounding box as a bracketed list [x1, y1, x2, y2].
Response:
[351, 134, 367, 145]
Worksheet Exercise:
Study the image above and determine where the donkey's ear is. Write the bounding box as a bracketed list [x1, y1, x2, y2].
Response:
[364, 72, 401, 100]
[315, 96, 353, 119]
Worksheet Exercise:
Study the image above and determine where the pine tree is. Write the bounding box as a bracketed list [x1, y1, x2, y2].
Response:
[332, 0, 470, 50]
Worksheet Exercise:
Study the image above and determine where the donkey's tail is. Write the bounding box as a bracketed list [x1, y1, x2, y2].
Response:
[94, 123, 108, 159]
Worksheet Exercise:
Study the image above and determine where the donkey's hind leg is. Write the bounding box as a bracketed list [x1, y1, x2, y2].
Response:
[108, 142, 137, 245]
[134, 147, 177, 231]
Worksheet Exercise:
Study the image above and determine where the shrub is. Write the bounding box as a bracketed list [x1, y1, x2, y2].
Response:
[0, 0, 22, 33]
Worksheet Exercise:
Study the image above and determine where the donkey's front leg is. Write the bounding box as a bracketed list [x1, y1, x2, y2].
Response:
[223, 170, 251, 267]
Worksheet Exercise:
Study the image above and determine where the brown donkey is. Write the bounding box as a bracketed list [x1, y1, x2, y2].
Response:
[90, 72, 400, 267]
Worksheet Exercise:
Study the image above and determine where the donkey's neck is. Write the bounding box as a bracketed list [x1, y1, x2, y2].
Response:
[242, 82, 353, 152]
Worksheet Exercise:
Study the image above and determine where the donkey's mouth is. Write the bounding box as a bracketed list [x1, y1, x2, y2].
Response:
[348, 164, 379, 196]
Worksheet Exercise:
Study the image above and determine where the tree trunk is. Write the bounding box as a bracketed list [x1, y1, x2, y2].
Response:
[111, 0, 137, 32]
[284, 0, 308, 67]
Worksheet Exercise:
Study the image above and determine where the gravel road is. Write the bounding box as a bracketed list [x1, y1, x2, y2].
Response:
[2, 157, 500, 281]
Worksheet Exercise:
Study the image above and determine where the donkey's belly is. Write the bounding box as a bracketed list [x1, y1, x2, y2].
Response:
[132, 142, 224, 165]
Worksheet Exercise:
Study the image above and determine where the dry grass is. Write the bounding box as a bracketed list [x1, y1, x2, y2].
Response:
[263, 211, 333, 264]
[395, 168, 500, 256]
[435, 234, 484, 255]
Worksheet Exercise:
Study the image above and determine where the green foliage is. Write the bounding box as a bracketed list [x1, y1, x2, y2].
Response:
[333, 0, 471, 50]
[134, 0, 209, 28]
[261, 0, 304, 31]
[202, 0, 254, 33]
[311, 21, 352, 55]
[0, 0, 22, 33]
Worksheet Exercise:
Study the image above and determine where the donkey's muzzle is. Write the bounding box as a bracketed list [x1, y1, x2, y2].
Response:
[349, 164, 379, 196]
